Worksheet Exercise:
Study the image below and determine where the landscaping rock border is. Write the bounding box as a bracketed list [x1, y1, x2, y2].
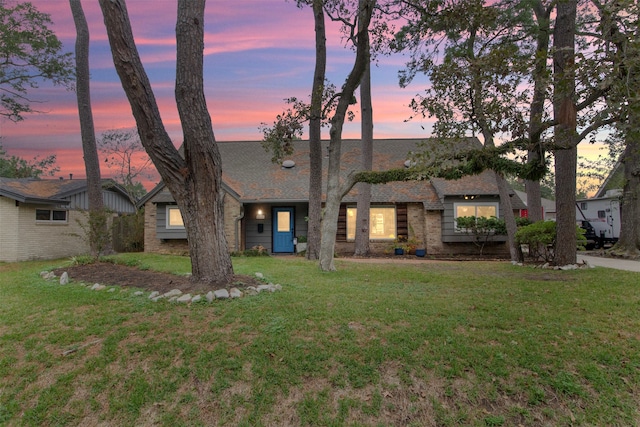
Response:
[39, 270, 282, 304]
[511, 260, 596, 270]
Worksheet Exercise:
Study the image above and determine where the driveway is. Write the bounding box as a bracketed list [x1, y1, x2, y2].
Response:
[577, 254, 640, 272]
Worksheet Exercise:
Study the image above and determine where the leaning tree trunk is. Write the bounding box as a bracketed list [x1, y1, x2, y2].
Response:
[70, 0, 108, 257]
[306, 0, 326, 261]
[99, 0, 234, 285]
[552, 0, 578, 266]
[319, 0, 375, 271]
[354, 35, 373, 256]
[495, 173, 519, 261]
[468, 30, 519, 262]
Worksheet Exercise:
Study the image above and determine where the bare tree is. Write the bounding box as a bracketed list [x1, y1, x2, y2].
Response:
[98, 127, 153, 205]
[99, 0, 233, 286]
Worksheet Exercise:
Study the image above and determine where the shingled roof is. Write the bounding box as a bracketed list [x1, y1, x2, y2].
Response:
[0, 177, 128, 205]
[144, 138, 522, 210]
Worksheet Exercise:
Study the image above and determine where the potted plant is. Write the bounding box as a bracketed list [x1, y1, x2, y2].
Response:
[392, 235, 407, 255]
[295, 235, 307, 253]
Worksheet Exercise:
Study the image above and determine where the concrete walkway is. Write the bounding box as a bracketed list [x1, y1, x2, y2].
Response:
[577, 254, 640, 272]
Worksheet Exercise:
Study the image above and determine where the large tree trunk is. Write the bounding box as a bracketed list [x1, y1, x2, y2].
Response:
[525, 0, 551, 223]
[606, 0, 640, 257]
[99, 0, 234, 285]
[354, 36, 373, 256]
[319, 0, 375, 271]
[175, 0, 233, 283]
[306, 0, 326, 261]
[611, 116, 640, 256]
[552, 0, 578, 266]
[70, 0, 108, 257]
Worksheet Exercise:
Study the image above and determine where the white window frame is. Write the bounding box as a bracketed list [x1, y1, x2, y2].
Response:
[166, 205, 185, 229]
[35, 208, 68, 224]
[346, 205, 397, 241]
[453, 202, 499, 232]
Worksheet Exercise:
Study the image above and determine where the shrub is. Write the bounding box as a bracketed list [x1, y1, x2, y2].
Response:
[456, 216, 506, 255]
[515, 221, 556, 262]
[516, 221, 587, 263]
[231, 246, 270, 257]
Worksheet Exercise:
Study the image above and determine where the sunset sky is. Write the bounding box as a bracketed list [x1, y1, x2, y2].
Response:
[1, 0, 607, 189]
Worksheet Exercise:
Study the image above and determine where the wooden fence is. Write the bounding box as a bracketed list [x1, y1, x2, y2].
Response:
[112, 213, 144, 252]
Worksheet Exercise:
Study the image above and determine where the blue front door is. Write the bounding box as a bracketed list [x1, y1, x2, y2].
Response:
[273, 207, 294, 253]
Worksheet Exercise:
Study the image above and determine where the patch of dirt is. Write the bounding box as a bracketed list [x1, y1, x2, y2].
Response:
[54, 262, 263, 294]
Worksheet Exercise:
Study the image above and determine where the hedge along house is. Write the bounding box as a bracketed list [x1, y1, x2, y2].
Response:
[140, 138, 525, 257]
[0, 177, 136, 262]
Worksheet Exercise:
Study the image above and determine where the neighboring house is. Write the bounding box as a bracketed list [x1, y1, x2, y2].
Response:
[575, 162, 622, 243]
[140, 139, 525, 257]
[514, 190, 556, 220]
[0, 177, 135, 262]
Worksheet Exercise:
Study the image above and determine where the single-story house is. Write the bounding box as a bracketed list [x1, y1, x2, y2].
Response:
[140, 138, 525, 257]
[0, 177, 136, 262]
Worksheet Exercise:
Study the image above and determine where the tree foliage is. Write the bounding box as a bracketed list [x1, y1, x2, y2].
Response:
[0, 2, 74, 121]
[0, 143, 58, 178]
[259, 83, 347, 164]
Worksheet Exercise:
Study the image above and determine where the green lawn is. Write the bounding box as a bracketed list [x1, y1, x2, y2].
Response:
[1, 254, 639, 426]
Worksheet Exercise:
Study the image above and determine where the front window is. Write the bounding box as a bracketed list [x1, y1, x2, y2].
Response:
[454, 202, 499, 231]
[35, 209, 67, 223]
[346, 206, 396, 240]
[166, 205, 184, 229]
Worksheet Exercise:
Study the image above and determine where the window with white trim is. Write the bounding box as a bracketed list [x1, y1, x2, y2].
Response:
[346, 206, 396, 240]
[454, 202, 499, 231]
[166, 205, 185, 229]
[35, 209, 67, 223]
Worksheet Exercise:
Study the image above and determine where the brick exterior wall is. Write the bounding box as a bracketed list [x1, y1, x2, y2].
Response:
[0, 197, 93, 262]
[0, 197, 19, 262]
[425, 210, 444, 254]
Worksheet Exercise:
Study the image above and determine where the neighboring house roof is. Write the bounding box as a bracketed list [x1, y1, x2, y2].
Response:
[595, 161, 624, 198]
[514, 190, 555, 214]
[142, 138, 523, 210]
[0, 177, 130, 206]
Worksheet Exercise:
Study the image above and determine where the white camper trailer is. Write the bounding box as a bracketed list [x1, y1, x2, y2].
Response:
[576, 189, 621, 246]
